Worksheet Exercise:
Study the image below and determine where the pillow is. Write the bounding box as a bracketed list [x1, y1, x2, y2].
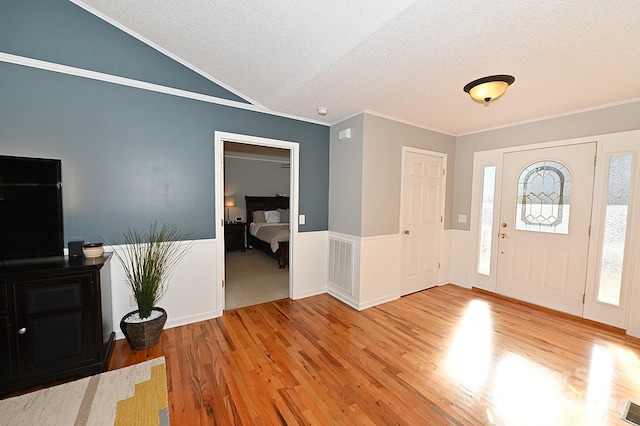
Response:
[264, 210, 280, 223]
[252, 210, 266, 223]
[277, 208, 290, 223]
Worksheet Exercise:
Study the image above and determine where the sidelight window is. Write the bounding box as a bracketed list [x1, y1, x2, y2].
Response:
[477, 166, 496, 275]
[596, 154, 632, 306]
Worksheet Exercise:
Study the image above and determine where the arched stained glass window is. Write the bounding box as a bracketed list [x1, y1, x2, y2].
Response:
[515, 161, 571, 234]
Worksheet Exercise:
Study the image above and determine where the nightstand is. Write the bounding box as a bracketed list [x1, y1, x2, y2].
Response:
[224, 222, 246, 252]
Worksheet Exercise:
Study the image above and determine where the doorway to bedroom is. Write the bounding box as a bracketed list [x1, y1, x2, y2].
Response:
[214, 132, 299, 313]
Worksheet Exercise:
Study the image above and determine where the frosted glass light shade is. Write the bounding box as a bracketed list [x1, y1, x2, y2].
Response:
[224, 196, 235, 207]
[464, 75, 515, 103]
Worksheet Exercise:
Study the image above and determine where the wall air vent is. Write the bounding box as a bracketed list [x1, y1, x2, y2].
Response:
[328, 238, 354, 296]
[622, 400, 640, 425]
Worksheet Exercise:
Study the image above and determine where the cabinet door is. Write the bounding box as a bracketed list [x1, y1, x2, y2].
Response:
[0, 284, 13, 385]
[13, 274, 96, 379]
[0, 317, 14, 385]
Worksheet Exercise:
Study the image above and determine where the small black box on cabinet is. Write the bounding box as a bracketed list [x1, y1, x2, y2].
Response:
[68, 240, 84, 258]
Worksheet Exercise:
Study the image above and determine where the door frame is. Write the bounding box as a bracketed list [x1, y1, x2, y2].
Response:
[495, 143, 596, 317]
[583, 132, 640, 328]
[468, 130, 640, 332]
[214, 131, 300, 314]
[469, 138, 597, 294]
[399, 146, 447, 293]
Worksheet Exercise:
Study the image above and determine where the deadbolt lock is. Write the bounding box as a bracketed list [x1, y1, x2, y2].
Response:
[403, 229, 410, 235]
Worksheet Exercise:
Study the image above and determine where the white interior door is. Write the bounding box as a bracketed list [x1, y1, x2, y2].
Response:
[496, 143, 596, 316]
[400, 150, 444, 296]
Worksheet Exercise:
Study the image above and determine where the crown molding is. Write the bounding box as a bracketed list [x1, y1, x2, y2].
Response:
[456, 97, 640, 137]
[0, 52, 330, 127]
[69, 0, 262, 108]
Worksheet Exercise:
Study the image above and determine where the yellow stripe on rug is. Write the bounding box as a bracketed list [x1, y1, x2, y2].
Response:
[114, 363, 169, 426]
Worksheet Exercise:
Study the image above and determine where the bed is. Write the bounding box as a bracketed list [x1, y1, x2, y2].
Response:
[245, 196, 290, 268]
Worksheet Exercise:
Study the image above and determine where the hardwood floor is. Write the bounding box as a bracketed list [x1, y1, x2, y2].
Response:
[109, 285, 640, 425]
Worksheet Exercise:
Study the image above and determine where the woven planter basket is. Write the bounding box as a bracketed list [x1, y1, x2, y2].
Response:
[120, 307, 167, 350]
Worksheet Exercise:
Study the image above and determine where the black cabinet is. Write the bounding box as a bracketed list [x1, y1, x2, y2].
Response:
[0, 318, 12, 385]
[225, 222, 246, 252]
[0, 255, 114, 395]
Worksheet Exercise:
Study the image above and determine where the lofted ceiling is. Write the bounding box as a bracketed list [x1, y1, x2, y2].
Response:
[76, 0, 640, 135]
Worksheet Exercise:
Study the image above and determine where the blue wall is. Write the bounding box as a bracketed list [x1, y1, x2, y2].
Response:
[0, 0, 247, 102]
[0, 0, 329, 244]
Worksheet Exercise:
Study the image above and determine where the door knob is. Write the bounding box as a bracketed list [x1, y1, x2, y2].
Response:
[18, 327, 26, 335]
[403, 229, 410, 235]
[500, 233, 508, 239]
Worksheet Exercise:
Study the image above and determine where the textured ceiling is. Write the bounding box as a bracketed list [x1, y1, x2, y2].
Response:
[76, 0, 640, 135]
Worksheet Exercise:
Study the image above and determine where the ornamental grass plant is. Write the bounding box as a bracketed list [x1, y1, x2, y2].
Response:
[113, 222, 192, 319]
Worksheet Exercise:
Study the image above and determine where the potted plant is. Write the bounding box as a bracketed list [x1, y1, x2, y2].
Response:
[113, 221, 192, 350]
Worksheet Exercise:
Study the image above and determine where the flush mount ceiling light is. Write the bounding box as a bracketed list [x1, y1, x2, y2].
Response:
[463, 75, 515, 104]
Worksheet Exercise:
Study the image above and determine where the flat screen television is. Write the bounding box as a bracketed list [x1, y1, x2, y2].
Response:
[0, 155, 64, 261]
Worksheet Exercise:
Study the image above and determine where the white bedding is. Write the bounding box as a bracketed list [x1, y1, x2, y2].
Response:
[249, 222, 289, 252]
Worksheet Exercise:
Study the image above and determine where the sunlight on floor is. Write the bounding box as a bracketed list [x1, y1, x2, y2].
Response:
[585, 344, 614, 423]
[444, 300, 492, 392]
[444, 298, 640, 425]
[492, 353, 563, 425]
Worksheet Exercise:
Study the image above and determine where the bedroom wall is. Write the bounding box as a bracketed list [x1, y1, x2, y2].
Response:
[224, 156, 290, 222]
[452, 100, 640, 231]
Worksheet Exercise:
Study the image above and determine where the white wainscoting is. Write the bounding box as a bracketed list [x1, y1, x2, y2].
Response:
[359, 234, 401, 309]
[327, 232, 401, 310]
[292, 231, 329, 299]
[439, 229, 453, 285]
[109, 232, 330, 340]
[448, 229, 471, 288]
[108, 239, 219, 340]
[107, 230, 472, 340]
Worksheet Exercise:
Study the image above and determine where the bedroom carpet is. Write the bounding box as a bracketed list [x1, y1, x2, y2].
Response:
[225, 249, 289, 309]
[0, 357, 168, 426]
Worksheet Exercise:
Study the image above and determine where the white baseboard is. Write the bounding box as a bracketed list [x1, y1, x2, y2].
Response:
[358, 294, 400, 310]
[327, 287, 360, 311]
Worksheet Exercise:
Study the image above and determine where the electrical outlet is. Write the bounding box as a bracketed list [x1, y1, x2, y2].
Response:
[129, 294, 137, 307]
[458, 214, 467, 223]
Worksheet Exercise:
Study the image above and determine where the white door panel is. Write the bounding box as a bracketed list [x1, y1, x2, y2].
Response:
[400, 151, 444, 296]
[497, 143, 596, 316]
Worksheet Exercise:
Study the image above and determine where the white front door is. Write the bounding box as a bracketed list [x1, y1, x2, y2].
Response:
[496, 143, 596, 316]
[400, 150, 444, 296]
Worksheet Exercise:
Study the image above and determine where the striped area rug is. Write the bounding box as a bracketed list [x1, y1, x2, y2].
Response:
[0, 357, 169, 426]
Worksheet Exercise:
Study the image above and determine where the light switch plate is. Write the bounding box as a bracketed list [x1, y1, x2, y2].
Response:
[299, 214, 306, 225]
[458, 214, 468, 223]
